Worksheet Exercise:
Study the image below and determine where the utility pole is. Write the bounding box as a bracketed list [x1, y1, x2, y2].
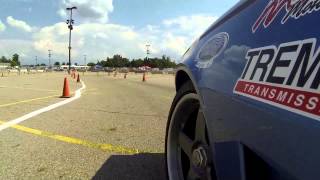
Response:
[48, 50, 52, 68]
[83, 54, 87, 72]
[66, 6, 77, 74]
[146, 44, 150, 61]
[35, 56, 38, 66]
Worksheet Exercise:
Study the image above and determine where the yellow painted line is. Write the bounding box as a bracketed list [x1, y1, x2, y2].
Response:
[0, 121, 143, 154]
[0, 95, 58, 108]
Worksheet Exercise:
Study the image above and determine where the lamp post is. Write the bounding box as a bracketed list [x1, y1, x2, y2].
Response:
[66, 6, 77, 74]
[145, 44, 150, 71]
[48, 49, 52, 68]
[146, 44, 150, 61]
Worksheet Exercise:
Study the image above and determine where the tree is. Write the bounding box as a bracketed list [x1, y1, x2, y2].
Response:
[54, 61, 60, 66]
[99, 55, 130, 67]
[74, 62, 78, 66]
[0, 56, 10, 63]
[92, 54, 177, 68]
[62, 62, 66, 65]
[87, 62, 95, 66]
[130, 59, 144, 67]
[11, 54, 20, 67]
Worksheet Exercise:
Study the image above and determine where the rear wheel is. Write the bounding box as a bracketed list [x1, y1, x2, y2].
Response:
[166, 81, 215, 180]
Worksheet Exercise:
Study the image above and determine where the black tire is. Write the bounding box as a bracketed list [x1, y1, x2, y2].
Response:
[165, 81, 215, 180]
[167, 80, 196, 122]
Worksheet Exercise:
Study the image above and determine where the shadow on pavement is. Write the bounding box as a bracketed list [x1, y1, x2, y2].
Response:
[92, 153, 167, 180]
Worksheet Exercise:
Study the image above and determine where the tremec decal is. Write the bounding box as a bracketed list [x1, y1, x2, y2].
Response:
[233, 38, 320, 120]
[252, 0, 320, 33]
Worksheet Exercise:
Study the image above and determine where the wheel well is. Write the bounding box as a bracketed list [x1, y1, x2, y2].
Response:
[175, 70, 194, 92]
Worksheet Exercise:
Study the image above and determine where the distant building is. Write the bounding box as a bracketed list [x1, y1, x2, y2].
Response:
[138, 66, 151, 71]
[0, 63, 10, 69]
[60, 65, 89, 70]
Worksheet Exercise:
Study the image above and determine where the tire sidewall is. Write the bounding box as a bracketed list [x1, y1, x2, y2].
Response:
[165, 81, 196, 180]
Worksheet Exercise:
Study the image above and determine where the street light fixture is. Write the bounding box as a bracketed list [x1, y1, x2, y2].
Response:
[66, 6, 77, 74]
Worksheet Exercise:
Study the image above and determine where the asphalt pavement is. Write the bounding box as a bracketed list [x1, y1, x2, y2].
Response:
[0, 72, 175, 179]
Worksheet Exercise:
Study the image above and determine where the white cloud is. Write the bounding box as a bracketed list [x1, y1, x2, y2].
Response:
[157, 14, 218, 58]
[0, 39, 34, 63]
[161, 33, 188, 56]
[0, 20, 6, 32]
[6, 16, 33, 32]
[1, 14, 217, 64]
[163, 15, 218, 38]
[32, 22, 141, 61]
[44, 14, 215, 62]
[58, 0, 113, 23]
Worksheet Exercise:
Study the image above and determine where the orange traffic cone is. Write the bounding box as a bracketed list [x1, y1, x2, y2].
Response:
[61, 77, 71, 98]
[77, 74, 80, 83]
[142, 72, 146, 82]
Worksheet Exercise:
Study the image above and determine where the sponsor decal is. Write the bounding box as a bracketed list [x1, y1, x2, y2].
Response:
[234, 38, 320, 119]
[252, 0, 320, 33]
[196, 32, 229, 68]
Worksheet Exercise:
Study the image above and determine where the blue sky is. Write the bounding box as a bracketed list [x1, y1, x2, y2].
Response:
[0, 0, 238, 65]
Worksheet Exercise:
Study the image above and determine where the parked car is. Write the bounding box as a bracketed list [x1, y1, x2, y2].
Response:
[165, 0, 320, 179]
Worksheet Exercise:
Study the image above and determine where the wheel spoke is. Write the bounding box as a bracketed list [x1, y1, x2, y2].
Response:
[179, 131, 193, 158]
[195, 110, 206, 143]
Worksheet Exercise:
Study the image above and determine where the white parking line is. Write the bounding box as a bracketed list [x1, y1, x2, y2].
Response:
[0, 81, 86, 132]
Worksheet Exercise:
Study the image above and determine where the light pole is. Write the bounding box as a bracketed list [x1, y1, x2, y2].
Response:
[48, 50, 52, 68]
[35, 56, 38, 66]
[146, 44, 150, 61]
[83, 54, 87, 72]
[66, 6, 77, 74]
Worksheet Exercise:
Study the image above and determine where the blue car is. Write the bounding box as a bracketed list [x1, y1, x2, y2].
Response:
[165, 0, 320, 179]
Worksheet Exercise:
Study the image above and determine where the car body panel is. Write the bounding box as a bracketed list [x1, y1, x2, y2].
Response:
[177, 0, 320, 179]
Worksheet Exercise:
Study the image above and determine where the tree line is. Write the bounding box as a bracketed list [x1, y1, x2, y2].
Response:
[0, 54, 21, 67]
[0, 53, 177, 69]
[91, 54, 177, 69]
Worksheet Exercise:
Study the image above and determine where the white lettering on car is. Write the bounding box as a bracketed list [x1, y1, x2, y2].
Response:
[234, 38, 320, 120]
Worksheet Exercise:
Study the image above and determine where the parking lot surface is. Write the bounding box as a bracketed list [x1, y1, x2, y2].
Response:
[0, 72, 175, 179]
